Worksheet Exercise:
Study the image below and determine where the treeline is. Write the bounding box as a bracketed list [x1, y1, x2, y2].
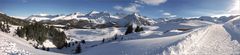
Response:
[125, 25, 144, 35]
[16, 22, 67, 49]
[0, 13, 29, 33]
[0, 13, 29, 26]
[0, 21, 10, 33]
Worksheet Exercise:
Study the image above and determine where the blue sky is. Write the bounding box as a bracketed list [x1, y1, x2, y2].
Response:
[0, 0, 239, 18]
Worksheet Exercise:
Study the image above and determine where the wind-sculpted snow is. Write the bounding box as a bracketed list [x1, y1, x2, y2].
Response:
[164, 24, 240, 55]
[223, 16, 240, 42]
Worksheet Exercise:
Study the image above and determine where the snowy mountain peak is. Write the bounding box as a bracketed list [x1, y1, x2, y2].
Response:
[86, 11, 111, 16]
[126, 13, 141, 19]
[71, 12, 84, 16]
[132, 13, 140, 17]
[88, 11, 100, 15]
[118, 13, 155, 26]
[0, 11, 4, 14]
[38, 14, 49, 16]
[26, 14, 60, 21]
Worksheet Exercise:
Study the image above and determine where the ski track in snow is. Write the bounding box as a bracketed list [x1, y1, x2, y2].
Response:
[164, 24, 240, 55]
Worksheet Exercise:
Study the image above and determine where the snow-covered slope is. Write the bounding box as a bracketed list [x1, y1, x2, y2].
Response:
[65, 27, 124, 41]
[0, 31, 64, 55]
[164, 24, 240, 55]
[0, 36, 30, 55]
[80, 16, 240, 55]
[163, 16, 240, 55]
[79, 19, 215, 55]
[223, 16, 240, 42]
[0, 25, 64, 55]
[82, 21, 237, 55]
[80, 28, 200, 55]
[51, 12, 86, 21]
[10, 16, 27, 19]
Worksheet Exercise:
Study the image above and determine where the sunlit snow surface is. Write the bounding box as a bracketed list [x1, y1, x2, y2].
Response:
[0, 37, 30, 55]
[1, 15, 240, 55]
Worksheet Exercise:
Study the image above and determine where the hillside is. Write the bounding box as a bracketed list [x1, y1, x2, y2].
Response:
[0, 31, 63, 55]
[0, 13, 29, 26]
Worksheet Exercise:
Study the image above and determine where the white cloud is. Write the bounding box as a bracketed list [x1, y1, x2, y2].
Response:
[228, 0, 240, 14]
[11, 16, 27, 19]
[163, 12, 171, 16]
[113, 0, 168, 14]
[169, 15, 176, 17]
[137, 0, 167, 5]
[113, 5, 123, 10]
[114, 3, 142, 13]
[162, 12, 176, 18]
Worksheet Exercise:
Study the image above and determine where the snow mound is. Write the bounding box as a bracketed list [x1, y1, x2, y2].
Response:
[164, 24, 240, 55]
[223, 16, 240, 42]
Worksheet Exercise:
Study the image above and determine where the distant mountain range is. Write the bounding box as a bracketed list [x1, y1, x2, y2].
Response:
[25, 11, 156, 28]
[1, 11, 239, 28]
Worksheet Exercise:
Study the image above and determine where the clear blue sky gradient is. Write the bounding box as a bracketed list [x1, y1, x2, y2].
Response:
[0, 0, 234, 18]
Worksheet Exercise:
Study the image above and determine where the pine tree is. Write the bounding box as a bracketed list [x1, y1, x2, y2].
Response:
[33, 44, 39, 49]
[0, 21, 10, 33]
[113, 34, 117, 40]
[75, 44, 81, 53]
[135, 26, 144, 32]
[46, 47, 49, 51]
[125, 25, 133, 35]
[81, 40, 86, 44]
[75, 41, 78, 44]
[52, 31, 67, 49]
[135, 26, 140, 32]
[42, 45, 46, 50]
[16, 27, 23, 38]
[139, 27, 144, 31]
[102, 38, 105, 43]
[6, 21, 10, 33]
[68, 43, 71, 47]
[14, 22, 67, 50]
[72, 43, 75, 46]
